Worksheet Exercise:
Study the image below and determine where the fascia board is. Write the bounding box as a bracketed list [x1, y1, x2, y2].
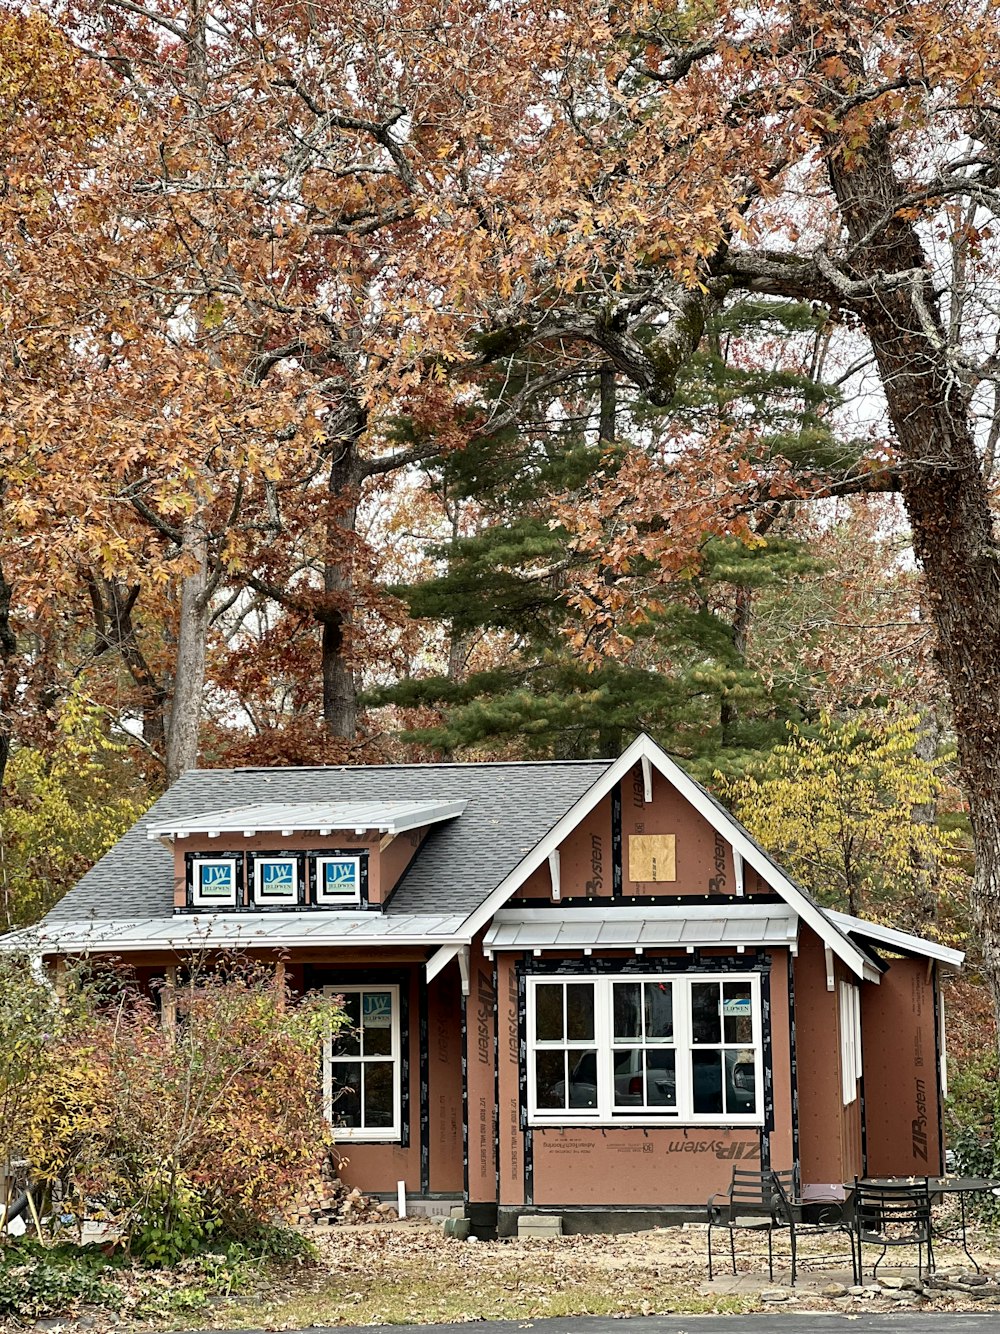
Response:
[456, 733, 873, 982]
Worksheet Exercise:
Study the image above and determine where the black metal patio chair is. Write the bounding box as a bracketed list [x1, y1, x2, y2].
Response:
[707, 1168, 797, 1283]
[781, 1177, 858, 1283]
[853, 1177, 934, 1280]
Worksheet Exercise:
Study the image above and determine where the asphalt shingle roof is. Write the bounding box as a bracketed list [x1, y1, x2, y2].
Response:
[44, 759, 613, 925]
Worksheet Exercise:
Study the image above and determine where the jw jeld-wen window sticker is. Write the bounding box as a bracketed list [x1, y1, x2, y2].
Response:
[314, 855, 362, 906]
[251, 855, 300, 908]
[190, 858, 240, 909]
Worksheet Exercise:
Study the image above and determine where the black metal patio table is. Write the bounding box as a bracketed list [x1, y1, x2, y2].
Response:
[859, 1177, 1000, 1272]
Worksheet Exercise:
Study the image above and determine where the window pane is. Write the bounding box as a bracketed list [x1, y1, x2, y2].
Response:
[364, 1062, 395, 1128]
[692, 1049, 724, 1113]
[644, 982, 673, 1039]
[567, 1049, 599, 1107]
[646, 1049, 676, 1107]
[723, 981, 753, 1043]
[535, 1049, 565, 1108]
[566, 984, 595, 1041]
[362, 991, 393, 1056]
[535, 984, 564, 1041]
[728, 1051, 757, 1114]
[330, 1060, 361, 1126]
[691, 982, 722, 1044]
[613, 983, 642, 1040]
[613, 1047, 644, 1106]
[332, 992, 361, 1056]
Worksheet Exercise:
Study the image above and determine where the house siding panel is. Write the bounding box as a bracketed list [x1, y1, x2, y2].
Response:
[794, 929, 865, 1190]
[428, 967, 464, 1193]
[623, 764, 733, 896]
[861, 958, 943, 1177]
[466, 937, 498, 1206]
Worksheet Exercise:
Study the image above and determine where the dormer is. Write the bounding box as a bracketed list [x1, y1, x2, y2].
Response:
[146, 800, 466, 913]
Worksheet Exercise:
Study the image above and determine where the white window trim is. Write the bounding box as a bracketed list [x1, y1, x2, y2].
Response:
[322, 983, 401, 1142]
[315, 855, 363, 906]
[252, 856, 300, 907]
[191, 857, 239, 908]
[526, 973, 764, 1128]
[839, 981, 862, 1105]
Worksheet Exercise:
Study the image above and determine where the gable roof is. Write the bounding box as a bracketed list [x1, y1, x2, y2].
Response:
[443, 734, 881, 983]
[42, 758, 611, 925]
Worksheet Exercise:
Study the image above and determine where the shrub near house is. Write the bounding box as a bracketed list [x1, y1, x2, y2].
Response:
[2, 955, 341, 1263]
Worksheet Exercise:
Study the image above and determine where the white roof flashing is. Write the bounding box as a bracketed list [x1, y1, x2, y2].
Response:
[146, 799, 466, 841]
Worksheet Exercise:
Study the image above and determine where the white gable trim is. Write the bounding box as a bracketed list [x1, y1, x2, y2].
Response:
[450, 733, 877, 983]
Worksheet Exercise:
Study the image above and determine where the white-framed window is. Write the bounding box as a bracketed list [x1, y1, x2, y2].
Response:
[323, 985, 401, 1140]
[314, 855, 362, 906]
[191, 858, 240, 908]
[526, 973, 763, 1126]
[839, 981, 862, 1105]
[252, 856, 300, 907]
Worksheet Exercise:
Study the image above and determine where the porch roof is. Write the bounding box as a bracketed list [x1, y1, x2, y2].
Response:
[482, 903, 800, 955]
[826, 910, 965, 969]
[146, 799, 466, 840]
[0, 911, 467, 954]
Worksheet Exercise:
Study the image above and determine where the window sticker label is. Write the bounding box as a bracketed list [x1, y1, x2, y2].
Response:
[199, 863, 233, 896]
[255, 858, 298, 902]
[363, 991, 393, 1028]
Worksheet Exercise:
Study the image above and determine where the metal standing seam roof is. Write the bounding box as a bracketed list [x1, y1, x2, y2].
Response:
[2, 912, 469, 954]
[826, 909, 965, 968]
[41, 759, 613, 925]
[483, 904, 801, 954]
[146, 800, 467, 839]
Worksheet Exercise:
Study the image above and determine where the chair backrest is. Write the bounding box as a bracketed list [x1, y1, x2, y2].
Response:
[854, 1178, 932, 1237]
[728, 1168, 792, 1219]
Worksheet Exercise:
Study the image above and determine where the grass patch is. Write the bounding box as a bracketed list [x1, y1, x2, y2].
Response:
[218, 1257, 755, 1328]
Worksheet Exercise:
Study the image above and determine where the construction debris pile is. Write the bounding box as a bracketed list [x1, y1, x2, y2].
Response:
[287, 1160, 398, 1227]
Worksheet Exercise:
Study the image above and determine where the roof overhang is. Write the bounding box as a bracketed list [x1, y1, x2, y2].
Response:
[826, 910, 965, 970]
[0, 912, 467, 955]
[482, 903, 800, 957]
[146, 799, 466, 841]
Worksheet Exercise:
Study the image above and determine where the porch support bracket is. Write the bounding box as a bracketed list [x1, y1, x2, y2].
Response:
[425, 940, 472, 993]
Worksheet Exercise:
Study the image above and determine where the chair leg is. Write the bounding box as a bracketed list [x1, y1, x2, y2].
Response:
[789, 1223, 797, 1287]
[730, 1226, 737, 1276]
[767, 1228, 774, 1282]
[708, 1223, 713, 1281]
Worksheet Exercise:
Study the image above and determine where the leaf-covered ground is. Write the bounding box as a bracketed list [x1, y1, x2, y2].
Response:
[5, 1218, 1000, 1332]
[211, 1219, 1000, 1330]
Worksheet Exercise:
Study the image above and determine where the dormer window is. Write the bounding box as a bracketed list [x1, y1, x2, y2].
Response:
[314, 855, 362, 907]
[191, 858, 240, 908]
[251, 856, 300, 908]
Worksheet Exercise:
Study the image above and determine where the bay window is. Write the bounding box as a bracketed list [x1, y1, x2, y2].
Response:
[323, 985, 402, 1140]
[527, 973, 762, 1125]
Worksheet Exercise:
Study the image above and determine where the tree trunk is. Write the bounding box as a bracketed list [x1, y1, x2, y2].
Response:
[822, 121, 1000, 1030]
[321, 442, 363, 739]
[0, 562, 15, 799]
[165, 525, 210, 783]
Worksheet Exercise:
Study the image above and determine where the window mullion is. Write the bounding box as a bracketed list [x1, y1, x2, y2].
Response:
[677, 979, 692, 1120]
[597, 978, 612, 1120]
